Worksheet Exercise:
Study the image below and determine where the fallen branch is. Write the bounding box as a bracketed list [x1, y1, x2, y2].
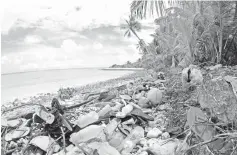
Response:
[2, 103, 44, 114]
[64, 97, 97, 110]
[60, 127, 67, 154]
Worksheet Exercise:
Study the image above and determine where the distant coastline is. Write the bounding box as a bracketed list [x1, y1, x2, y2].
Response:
[101, 68, 144, 71]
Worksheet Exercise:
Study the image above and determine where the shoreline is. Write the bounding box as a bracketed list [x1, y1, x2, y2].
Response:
[1, 71, 147, 117]
[1, 69, 140, 105]
[101, 68, 144, 71]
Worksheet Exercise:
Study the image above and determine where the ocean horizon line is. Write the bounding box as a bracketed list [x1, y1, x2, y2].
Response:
[1, 67, 107, 75]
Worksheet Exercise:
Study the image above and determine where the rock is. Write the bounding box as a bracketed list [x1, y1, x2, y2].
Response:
[147, 138, 159, 147]
[147, 139, 181, 155]
[139, 138, 148, 147]
[159, 104, 172, 111]
[147, 128, 162, 138]
[138, 97, 150, 108]
[166, 126, 182, 136]
[147, 88, 163, 106]
[70, 125, 106, 145]
[161, 132, 170, 140]
[74, 111, 99, 128]
[30, 136, 60, 153]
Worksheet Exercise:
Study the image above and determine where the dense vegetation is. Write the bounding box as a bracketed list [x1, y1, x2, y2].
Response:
[112, 1, 237, 69]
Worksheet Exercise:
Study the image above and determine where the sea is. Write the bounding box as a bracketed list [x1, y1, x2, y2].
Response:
[1, 68, 134, 104]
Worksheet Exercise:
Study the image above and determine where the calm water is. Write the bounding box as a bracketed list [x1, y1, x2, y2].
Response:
[1, 68, 133, 104]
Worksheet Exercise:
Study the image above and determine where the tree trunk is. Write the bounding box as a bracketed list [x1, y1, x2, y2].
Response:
[130, 28, 149, 54]
[234, 1, 237, 21]
[130, 28, 142, 41]
[218, 2, 223, 63]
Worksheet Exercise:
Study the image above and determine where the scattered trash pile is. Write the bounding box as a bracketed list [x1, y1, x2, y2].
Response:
[1, 65, 237, 155]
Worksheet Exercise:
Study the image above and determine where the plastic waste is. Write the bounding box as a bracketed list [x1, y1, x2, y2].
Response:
[98, 105, 112, 118]
[116, 104, 133, 118]
[35, 107, 55, 124]
[74, 111, 99, 128]
[147, 128, 162, 138]
[5, 127, 31, 142]
[30, 136, 60, 153]
[120, 126, 144, 153]
[70, 125, 106, 145]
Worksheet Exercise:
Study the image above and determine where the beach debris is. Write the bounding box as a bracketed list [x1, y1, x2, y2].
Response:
[52, 144, 84, 155]
[120, 95, 132, 101]
[1, 118, 27, 128]
[182, 65, 203, 88]
[70, 125, 106, 145]
[147, 139, 181, 155]
[88, 142, 121, 155]
[157, 72, 165, 80]
[147, 128, 162, 138]
[138, 97, 150, 108]
[125, 82, 134, 96]
[5, 127, 31, 142]
[3, 66, 237, 155]
[116, 104, 133, 118]
[30, 136, 60, 153]
[105, 118, 120, 137]
[58, 88, 76, 100]
[108, 129, 127, 150]
[224, 75, 237, 98]
[35, 106, 55, 124]
[59, 114, 73, 131]
[98, 104, 112, 118]
[147, 88, 163, 106]
[120, 126, 144, 154]
[122, 118, 136, 125]
[131, 109, 154, 121]
[161, 132, 170, 140]
[74, 111, 99, 128]
[207, 64, 222, 71]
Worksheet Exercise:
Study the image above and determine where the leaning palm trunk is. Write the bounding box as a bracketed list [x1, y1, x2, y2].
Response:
[131, 28, 149, 54]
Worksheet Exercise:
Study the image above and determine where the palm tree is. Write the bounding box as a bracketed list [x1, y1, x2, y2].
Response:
[130, 0, 180, 19]
[122, 15, 148, 54]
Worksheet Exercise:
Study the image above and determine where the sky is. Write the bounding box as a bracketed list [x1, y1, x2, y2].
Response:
[1, 0, 156, 74]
